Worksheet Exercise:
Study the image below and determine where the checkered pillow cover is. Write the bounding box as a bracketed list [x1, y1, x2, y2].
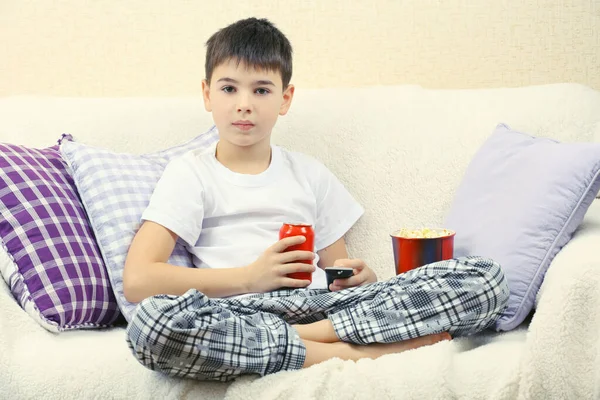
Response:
[60, 126, 219, 321]
[0, 135, 121, 332]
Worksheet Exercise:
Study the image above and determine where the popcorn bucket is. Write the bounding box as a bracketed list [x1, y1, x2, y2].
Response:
[390, 228, 455, 275]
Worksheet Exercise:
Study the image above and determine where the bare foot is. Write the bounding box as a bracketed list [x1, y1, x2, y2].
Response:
[302, 333, 451, 368]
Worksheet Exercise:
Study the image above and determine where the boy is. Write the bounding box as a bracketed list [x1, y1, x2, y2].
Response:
[123, 17, 509, 382]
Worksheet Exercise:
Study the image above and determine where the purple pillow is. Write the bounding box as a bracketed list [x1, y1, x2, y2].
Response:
[60, 126, 219, 322]
[445, 124, 600, 331]
[0, 135, 121, 332]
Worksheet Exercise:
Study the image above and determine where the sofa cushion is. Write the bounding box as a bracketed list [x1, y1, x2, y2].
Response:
[0, 135, 121, 332]
[444, 123, 600, 331]
[60, 126, 219, 321]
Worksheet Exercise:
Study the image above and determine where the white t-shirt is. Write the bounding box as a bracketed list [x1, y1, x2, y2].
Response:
[141, 141, 364, 291]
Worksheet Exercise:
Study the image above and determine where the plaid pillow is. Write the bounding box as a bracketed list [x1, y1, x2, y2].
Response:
[60, 126, 219, 321]
[0, 135, 121, 332]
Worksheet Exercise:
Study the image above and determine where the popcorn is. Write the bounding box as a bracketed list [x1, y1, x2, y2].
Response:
[393, 228, 453, 239]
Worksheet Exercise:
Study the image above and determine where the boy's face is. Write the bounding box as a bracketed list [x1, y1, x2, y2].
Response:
[202, 59, 294, 150]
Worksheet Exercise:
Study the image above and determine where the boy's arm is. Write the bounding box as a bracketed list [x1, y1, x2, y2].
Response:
[316, 237, 349, 268]
[123, 221, 252, 303]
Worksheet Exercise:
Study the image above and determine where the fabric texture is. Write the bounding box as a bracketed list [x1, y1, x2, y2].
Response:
[0, 135, 120, 332]
[60, 126, 219, 322]
[444, 123, 600, 331]
[141, 142, 364, 290]
[126, 256, 508, 382]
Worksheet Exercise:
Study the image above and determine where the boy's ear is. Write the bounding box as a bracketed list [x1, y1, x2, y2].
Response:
[279, 84, 295, 116]
[202, 79, 212, 112]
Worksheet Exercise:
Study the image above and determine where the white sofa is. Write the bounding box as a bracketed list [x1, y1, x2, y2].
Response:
[1, 83, 600, 399]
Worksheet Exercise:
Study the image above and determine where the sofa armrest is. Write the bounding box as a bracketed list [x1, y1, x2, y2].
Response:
[520, 200, 600, 398]
[535, 200, 600, 308]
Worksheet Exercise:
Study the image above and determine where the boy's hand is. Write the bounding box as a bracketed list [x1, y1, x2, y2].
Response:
[245, 236, 316, 293]
[329, 259, 377, 291]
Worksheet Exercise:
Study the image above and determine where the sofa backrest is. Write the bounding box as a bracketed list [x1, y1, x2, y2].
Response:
[1, 83, 599, 279]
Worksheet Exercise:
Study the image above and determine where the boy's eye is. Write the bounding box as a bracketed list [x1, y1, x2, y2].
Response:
[255, 88, 270, 95]
[221, 86, 236, 93]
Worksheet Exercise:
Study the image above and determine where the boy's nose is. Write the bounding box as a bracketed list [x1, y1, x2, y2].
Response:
[236, 94, 252, 113]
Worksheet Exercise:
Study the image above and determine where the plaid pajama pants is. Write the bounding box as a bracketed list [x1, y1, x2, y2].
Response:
[126, 256, 509, 382]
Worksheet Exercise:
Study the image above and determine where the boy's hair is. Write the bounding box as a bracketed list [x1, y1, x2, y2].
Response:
[205, 17, 293, 88]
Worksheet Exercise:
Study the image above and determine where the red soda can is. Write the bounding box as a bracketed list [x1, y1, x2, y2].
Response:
[279, 222, 314, 283]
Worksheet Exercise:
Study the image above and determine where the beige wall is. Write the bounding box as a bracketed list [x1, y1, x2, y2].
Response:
[1, 0, 599, 96]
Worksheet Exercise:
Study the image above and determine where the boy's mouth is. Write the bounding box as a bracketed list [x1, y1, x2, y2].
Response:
[232, 120, 255, 131]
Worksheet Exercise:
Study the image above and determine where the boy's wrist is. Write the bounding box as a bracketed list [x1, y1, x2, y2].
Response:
[239, 264, 254, 293]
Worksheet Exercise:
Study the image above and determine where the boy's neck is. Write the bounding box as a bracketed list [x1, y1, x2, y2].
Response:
[215, 139, 272, 175]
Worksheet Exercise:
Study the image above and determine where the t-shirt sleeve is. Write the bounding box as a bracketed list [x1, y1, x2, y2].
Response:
[140, 154, 204, 247]
[311, 160, 364, 251]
